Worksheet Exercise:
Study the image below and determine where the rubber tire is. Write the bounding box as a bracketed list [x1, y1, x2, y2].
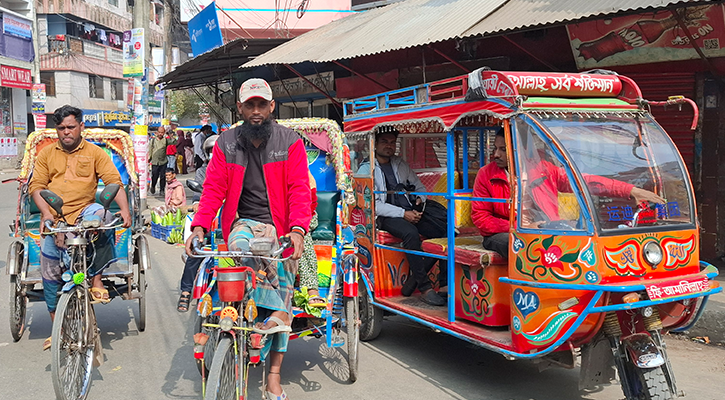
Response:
[634, 366, 673, 400]
[344, 296, 360, 382]
[8, 242, 25, 342]
[51, 288, 95, 400]
[358, 278, 383, 342]
[135, 236, 150, 332]
[204, 336, 238, 400]
[194, 314, 220, 377]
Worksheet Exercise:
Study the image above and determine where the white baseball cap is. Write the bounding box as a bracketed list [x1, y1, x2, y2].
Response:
[239, 78, 273, 103]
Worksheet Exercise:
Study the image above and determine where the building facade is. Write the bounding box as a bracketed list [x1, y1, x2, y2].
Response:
[36, 0, 164, 131]
[0, 0, 35, 169]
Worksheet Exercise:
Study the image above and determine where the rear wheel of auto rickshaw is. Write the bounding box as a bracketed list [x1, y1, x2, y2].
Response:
[51, 288, 95, 400]
[135, 235, 150, 332]
[358, 278, 383, 341]
[7, 241, 26, 342]
[204, 335, 239, 400]
[344, 295, 360, 382]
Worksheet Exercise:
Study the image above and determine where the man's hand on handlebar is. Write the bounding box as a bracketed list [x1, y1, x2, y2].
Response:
[288, 231, 304, 260]
[120, 209, 132, 228]
[186, 226, 205, 256]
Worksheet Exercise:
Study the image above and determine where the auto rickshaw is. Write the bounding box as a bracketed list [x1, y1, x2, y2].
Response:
[343, 69, 721, 400]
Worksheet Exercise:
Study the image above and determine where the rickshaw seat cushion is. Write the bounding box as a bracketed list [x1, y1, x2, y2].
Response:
[421, 236, 505, 268]
[312, 191, 339, 241]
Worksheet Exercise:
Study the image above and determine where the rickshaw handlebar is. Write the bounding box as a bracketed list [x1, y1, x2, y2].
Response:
[43, 217, 123, 234]
[190, 235, 293, 261]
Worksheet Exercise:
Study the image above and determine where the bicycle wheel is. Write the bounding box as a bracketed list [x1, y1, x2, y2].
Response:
[194, 314, 220, 377]
[135, 235, 150, 332]
[51, 288, 95, 400]
[344, 296, 360, 383]
[204, 335, 239, 400]
[8, 242, 26, 341]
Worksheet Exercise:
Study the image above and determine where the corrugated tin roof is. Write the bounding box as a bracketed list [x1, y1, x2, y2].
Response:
[243, 0, 712, 68]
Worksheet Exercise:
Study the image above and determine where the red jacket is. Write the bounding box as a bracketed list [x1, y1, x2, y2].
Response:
[191, 122, 312, 242]
[472, 163, 511, 236]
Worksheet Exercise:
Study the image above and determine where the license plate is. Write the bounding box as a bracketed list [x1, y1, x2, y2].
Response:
[645, 277, 710, 301]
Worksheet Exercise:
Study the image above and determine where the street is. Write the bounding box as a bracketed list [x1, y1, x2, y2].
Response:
[0, 174, 724, 400]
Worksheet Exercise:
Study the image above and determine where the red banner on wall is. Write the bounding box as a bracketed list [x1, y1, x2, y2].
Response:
[566, 4, 725, 69]
[0, 65, 32, 90]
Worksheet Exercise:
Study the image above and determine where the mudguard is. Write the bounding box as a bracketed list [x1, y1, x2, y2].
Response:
[623, 333, 665, 369]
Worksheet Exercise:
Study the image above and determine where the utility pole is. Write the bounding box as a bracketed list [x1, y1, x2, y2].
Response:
[131, 0, 151, 210]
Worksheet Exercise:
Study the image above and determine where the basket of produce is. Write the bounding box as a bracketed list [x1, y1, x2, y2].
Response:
[150, 206, 186, 244]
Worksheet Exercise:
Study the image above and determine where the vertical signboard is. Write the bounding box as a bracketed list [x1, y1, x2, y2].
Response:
[123, 28, 145, 77]
[188, 2, 224, 57]
[133, 124, 149, 199]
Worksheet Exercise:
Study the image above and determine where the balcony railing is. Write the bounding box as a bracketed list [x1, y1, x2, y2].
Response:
[47, 36, 123, 65]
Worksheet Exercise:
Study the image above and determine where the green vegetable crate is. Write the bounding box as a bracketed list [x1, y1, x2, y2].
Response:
[151, 222, 183, 242]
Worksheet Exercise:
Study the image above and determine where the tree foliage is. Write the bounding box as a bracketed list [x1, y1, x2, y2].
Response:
[167, 86, 233, 125]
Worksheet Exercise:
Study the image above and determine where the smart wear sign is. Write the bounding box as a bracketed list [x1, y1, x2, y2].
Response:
[188, 2, 224, 57]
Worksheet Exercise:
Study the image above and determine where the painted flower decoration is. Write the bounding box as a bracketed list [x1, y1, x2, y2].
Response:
[471, 283, 479, 294]
[537, 245, 564, 273]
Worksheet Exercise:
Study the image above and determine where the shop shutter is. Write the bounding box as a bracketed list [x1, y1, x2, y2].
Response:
[626, 73, 696, 176]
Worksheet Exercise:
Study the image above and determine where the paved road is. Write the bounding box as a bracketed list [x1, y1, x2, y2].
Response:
[0, 172, 723, 400]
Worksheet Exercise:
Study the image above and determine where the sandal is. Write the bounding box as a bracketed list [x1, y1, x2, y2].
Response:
[89, 287, 111, 304]
[43, 336, 52, 351]
[253, 316, 292, 334]
[177, 293, 191, 313]
[264, 372, 288, 400]
[308, 295, 327, 308]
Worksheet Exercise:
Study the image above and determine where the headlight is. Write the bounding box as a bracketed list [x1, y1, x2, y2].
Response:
[643, 241, 663, 267]
[219, 317, 235, 332]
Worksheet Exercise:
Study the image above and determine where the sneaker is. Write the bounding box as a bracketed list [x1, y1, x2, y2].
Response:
[420, 289, 445, 306]
[401, 274, 417, 297]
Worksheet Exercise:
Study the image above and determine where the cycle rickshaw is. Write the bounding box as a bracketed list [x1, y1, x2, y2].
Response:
[187, 118, 360, 399]
[6, 128, 150, 399]
[344, 69, 721, 400]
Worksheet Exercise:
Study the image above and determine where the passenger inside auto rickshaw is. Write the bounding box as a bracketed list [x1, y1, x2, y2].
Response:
[358, 129, 448, 306]
[472, 129, 666, 257]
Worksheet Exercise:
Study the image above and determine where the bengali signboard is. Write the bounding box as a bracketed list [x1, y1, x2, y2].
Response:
[567, 5, 725, 69]
[646, 277, 710, 301]
[31, 103, 45, 114]
[32, 83, 46, 103]
[132, 125, 149, 199]
[188, 2, 224, 57]
[269, 71, 335, 99]
[0, 65, 31, 90]
[2, 14, 32, 39]
[123, 28, 145, 77]
[34, 114, 46, 129]
[81, 109, 132, 127]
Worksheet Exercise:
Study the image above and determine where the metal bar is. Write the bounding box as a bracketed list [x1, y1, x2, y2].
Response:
[332, 60, 393, 90]
[671, 296, 710, 332]
[283, 64, 342, 108]
[446, 130, 456, 323]
[374, 243, 448, 260]
[501, 36, 560, 72]
[462, 129, 469, 190]
[428, 45, 471, 73]
[591, 288, 721, 313]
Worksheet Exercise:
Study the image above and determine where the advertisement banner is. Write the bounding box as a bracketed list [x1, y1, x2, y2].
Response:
[567, 5, 725, 69]
[127, 79, 134, 110]
[32, 83, 46, 103]
[132, 125, 149, 199]
[81, 109, 133, 127]
[148, 99, 162, 114]
[34, 114, 46, 129]
[0, 65, 32, 90]
[2, 14, 32, 39]
[188, 2, 224, 57]
[123, 28, 145, 77]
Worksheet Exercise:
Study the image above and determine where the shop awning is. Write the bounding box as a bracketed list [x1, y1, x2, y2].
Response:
[242, 0, 710, 68]
[156, 38, 288, 90]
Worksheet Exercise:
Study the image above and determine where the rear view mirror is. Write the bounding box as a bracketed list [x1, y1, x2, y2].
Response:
[186, 179, 203, 193]
[99, 184, 120, 210]
[40, 189, 64, 217]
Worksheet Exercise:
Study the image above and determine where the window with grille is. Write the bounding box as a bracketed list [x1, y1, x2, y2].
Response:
[111, 79, 125, 100]
[89, 75, 104, 98]
[40, 72, 56, 97]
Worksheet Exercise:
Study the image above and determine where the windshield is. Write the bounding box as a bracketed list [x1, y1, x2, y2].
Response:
[535, 112, 694, 232]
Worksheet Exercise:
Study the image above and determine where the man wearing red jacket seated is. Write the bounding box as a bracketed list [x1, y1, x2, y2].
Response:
[472, 131, 664, 257]
[186, 78, 311, 400]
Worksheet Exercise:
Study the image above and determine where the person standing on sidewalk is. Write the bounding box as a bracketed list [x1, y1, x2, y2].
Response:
[148, 126, 174, 195]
